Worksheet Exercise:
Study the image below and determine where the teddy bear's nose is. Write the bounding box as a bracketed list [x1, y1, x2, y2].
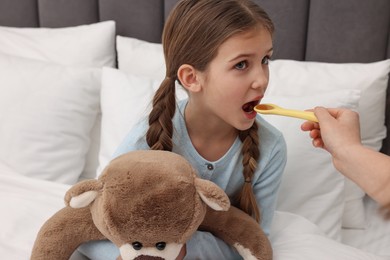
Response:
[132, 241, 143, 250]
[155, 242, 166, 250]
[134, 256, 164, 260]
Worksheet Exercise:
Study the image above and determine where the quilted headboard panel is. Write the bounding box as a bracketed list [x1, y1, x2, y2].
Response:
[1, 0, 390, 151]
[1, 0, 389, 61]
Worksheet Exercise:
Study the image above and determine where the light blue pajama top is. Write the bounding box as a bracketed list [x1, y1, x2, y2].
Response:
[78, 99, 287, 260]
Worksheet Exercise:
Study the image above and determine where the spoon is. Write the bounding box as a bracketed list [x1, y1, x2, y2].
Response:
[254, 103, 318, 122]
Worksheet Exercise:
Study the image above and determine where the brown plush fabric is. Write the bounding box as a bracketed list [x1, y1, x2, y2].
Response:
[30, 207, 105, 259]
[31, 150, 271, 260]
[90, 150, 206, 246]
[200, 207, 272, 260]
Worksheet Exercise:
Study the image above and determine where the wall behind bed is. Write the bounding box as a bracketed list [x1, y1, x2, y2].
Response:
[1, 0, 389, 151]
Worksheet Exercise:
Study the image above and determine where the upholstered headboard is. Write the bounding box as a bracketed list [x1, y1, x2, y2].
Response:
[1, 0, 389, 152]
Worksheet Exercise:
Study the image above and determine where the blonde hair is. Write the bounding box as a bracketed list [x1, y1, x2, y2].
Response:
[146, 0, 274, 222]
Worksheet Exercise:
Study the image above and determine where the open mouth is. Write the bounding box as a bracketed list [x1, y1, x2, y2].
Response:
[242, 100, 259, 113]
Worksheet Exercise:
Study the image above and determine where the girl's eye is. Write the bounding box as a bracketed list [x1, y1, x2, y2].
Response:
[235, 61, 248, 70]
[261, 56, 271, 65]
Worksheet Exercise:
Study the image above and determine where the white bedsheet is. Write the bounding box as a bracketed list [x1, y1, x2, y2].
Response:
[0, 166, 69, 260]
[271, 211, 389, 260]
[1, 165, 388, 260]
[342, 196, 390, 257]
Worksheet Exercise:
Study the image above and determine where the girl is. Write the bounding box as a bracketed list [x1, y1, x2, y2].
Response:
[79, 0, 287, 258]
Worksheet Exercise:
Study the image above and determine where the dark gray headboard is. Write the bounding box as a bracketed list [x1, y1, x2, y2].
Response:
[1, 0, 389, 151]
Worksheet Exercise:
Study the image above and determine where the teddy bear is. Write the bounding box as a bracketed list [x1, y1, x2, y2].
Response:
[31, 150, 272, 260]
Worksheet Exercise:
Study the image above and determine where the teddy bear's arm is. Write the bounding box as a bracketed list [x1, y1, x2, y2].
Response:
[31, 206, 106, 260]
[199, 206, 272, 260]
[31, 179, 105, 259]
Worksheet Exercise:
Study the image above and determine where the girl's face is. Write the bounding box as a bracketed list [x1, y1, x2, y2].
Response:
[195, 27, 273, 131]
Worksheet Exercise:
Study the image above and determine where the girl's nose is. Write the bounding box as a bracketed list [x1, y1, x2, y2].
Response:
[251, 67, 269, 90]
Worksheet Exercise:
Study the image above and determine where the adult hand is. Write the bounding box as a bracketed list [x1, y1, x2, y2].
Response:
[301, 107, 361, 156]
[302, 107, 390, 208]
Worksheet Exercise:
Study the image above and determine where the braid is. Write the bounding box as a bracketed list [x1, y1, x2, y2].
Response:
[146, 77, 176, 151]
[380, 203, 390, 220]
[237, 121, 261, 222]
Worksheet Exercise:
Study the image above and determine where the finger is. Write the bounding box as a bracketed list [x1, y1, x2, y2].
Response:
[310, 129, 321, 139]
[301, 121, 313, 131]
[314, 107, 342, 122]
[301, 121, 320, 131]
[312, 138, 324, 148]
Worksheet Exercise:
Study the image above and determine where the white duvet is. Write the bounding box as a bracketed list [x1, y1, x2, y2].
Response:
[0, 163, 388, 260]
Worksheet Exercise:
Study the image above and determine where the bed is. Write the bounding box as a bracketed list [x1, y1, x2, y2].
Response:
[0, 0, 389, 259]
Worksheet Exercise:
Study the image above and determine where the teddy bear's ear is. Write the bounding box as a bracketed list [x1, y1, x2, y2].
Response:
[194, 178, 230, 211]
[64, 179, 102, 208]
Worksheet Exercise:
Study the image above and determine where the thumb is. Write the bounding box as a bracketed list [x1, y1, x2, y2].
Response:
[314, 106, 336, 124]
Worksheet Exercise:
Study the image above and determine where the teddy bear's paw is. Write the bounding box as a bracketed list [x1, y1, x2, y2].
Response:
[234, 243, 262, 260]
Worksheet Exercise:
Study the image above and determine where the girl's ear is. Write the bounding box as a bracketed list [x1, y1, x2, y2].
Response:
[177, 64, 202, 93]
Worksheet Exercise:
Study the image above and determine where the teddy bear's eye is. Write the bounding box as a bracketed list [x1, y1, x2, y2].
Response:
[132, 241, 143, 250]
[155, 242, 166, 250]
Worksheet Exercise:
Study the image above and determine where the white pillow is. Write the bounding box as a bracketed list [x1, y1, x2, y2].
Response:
[0, 20, 117, 181]
[98, 67, 188, 175]
[0, 52, 101, 185]
[262, 90, 360, 240]
[117, 36, 165, 80]
[267, 59, 390, 229]
[0, 21, 116, 67]
[342, 181, 367, 229]
[267, 59, 390, 152]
